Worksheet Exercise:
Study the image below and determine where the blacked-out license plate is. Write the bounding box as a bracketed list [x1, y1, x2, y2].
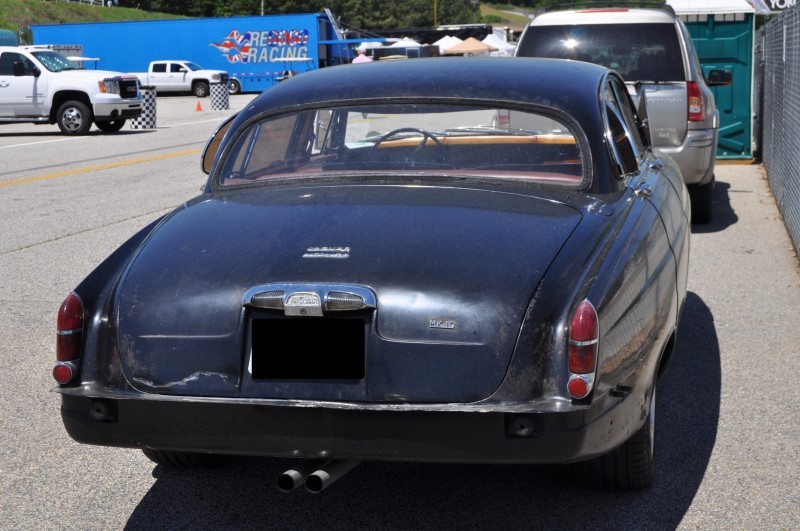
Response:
[250, 318, 366, 380]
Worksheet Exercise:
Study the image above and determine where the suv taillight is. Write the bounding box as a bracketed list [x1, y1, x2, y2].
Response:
[496, 109, 510, 128]
[54, 293, 83, 384]
[688, 81, 704, 121]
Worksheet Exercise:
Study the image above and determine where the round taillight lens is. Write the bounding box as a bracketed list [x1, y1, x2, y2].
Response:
[53, 363, 74, 385]
[568, 375, 590, 399]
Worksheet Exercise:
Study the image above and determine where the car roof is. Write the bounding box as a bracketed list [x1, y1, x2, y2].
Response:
[246, 57, 609, 117]
[530, 7, 676, 25]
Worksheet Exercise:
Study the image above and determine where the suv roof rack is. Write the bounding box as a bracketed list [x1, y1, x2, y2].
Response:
[537, 2, 674, 17]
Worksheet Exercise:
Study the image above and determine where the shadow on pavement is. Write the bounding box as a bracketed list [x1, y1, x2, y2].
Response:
[125, 293, 720, 531]
[692, 180, 739, 234]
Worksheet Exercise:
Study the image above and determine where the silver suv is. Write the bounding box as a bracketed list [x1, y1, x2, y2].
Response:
[515, 4, 732, 223]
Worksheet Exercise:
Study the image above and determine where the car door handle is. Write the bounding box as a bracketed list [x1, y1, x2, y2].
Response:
[634, 181, 653, 198]
[649, 159, 663, 171]
[0, 81, 8, 88]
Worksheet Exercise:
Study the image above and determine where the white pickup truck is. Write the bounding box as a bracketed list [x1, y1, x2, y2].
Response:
[0, 46, 142, 135]
[134, 60, 228, 98]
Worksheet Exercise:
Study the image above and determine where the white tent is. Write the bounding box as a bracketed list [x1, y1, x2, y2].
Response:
[357, 41, 385, 52]
[482, 34, 516, 57]
[433, 35, 463, 54]
[389, 37, 421, 48]
[667, 0, 772, 15]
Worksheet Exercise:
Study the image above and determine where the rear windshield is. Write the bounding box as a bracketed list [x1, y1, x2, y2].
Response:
[517, 23, 685, 82]
[217, 104, 586, 188]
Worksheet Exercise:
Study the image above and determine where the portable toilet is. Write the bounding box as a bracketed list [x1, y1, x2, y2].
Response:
[668, 0, 773, 159]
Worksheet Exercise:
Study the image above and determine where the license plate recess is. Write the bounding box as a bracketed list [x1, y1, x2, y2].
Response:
[250, 317, 366, 379]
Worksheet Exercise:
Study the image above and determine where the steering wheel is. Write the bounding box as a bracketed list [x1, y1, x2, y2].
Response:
[371, 127, 443, 150]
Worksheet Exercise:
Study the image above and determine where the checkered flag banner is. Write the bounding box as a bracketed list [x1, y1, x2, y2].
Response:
[130, 87, 157, 130]
[210, 83, 230, 111]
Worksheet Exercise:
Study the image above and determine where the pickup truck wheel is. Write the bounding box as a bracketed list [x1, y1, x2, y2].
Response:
[574, 383, 656, 490]
[57, 101, 93, 135]
[142, 448, 212, 468]
[193, 81, 210, 98]
[95, 119, 126, 133]
[227, 79, 241, 95]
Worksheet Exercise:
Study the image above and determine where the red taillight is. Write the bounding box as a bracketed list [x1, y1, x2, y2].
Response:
[497, 109, 510, 127]
[56, 293, 83, 363]
[568, 300, 598, 374]
[568, 300, 598, 400]
[567, 375, 590, 400]
[53, 363, 75, 385]
[688, 81, 704, 121]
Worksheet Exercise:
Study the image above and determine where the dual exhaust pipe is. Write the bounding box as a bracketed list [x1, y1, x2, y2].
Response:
[277, 459, 361, 494]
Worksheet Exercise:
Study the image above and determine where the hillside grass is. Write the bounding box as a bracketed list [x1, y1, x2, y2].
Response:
[480, 3, 532, 30]
[1, 0, 180, 43]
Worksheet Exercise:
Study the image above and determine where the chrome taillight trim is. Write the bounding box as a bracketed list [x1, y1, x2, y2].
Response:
[243, 283, 376, 316]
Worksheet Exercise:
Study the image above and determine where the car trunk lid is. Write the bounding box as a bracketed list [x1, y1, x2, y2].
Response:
[116, 184, 582, 403]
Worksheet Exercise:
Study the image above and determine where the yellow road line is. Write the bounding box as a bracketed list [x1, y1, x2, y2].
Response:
[0, 148, 202, 188]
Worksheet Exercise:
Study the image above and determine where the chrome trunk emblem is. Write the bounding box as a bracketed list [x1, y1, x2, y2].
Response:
[285, 292, 323, 316]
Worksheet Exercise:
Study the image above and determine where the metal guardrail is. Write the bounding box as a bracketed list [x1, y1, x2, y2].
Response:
[757, 6, 800, 260]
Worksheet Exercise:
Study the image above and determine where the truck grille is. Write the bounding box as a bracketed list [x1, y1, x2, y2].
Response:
[119, 78, 139, 99]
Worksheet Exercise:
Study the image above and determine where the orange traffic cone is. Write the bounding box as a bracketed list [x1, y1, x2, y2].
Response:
[195, 101, 203, 112]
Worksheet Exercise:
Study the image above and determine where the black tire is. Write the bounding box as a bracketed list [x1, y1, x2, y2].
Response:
[193, 81, 210, 98]
[95, 119, 126, 133]
[142, 448, 212, 468]
[575, 384, 656, 490]
[689, 180, 714, 224]
[57, 100, 93, 135]
[227, 79, 241, 95]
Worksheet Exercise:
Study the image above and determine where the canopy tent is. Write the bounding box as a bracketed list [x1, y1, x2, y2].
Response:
[442, 37, 497, 56]
[433, 35, 463, 54]
[388, 37, 421, 48]
[482, 34, 515, 57]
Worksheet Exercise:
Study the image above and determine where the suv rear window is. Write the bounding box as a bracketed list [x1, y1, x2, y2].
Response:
[517, 23, 685, 82]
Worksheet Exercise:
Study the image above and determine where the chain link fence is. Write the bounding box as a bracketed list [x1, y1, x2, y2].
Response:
[757, 6, 800, 257]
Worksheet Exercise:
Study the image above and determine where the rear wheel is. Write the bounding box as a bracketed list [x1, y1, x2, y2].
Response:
[142, 448, 212, 468]
[227, 79, 241, 95]
[575, 384, 656, 490]
[57, 100, 93, 135]
[689, 180, 714, 224]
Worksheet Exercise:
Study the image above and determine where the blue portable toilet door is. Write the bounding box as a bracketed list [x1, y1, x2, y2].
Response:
[685, 14, 754, 159]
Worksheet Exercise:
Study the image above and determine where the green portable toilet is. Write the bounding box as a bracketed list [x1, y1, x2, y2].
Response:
[669, 0, 772, 159]
[0, 29, 18, 46]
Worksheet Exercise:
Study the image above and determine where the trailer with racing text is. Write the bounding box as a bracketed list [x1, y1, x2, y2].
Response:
[31, 11, 362, 94]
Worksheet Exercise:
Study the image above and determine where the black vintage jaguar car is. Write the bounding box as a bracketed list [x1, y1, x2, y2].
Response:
[54, 57, 689, 492]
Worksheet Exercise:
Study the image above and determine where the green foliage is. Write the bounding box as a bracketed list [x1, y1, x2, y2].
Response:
[0, 0, 182, 42]
[3, 0, 496, 38]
